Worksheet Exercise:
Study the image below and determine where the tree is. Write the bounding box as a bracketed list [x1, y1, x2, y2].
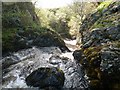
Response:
[68, 1, 96, 44]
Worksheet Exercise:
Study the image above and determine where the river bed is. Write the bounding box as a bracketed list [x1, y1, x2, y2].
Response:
[2, 40, 88, 89]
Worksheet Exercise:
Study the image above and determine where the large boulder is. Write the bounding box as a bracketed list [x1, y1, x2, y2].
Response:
[73, 50, 84, 62]
[25, 67, 65, 89]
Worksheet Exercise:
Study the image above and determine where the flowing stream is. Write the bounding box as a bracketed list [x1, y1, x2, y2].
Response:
[2, 40, 89, 89]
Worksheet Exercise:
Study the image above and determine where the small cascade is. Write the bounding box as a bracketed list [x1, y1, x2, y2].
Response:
[2, 40, 88, 89]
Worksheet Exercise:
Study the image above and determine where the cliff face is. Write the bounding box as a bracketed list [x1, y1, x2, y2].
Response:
[2, 2, 69, 55]
[76, 2, 120, 89]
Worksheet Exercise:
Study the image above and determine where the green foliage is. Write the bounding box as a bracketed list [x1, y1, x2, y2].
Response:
[36, 2, 96, 39]
[97, 0, 112, 11]
[2, 28, 17, 52]
[2, 2, 40, 28]
[2, 2, 68, 54]
[91, 3, 120, 29]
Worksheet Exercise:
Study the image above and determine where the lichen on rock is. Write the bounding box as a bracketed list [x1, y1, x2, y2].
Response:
[75, 1, 120, 89]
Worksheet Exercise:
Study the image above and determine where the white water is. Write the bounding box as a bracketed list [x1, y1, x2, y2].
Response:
[2, 40, 88, 89]
[64, 39, 78, 51]
[64, 39, 76, 46]
[2, 47, 74, 88]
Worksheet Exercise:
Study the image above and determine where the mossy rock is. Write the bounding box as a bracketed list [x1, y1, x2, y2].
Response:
[2, 2, 69, 55]
[25, 67, 65, 89]
[80, 43, 120, 89]
[78, 1, 120, 89]
[78, 2, 120, 45]
[2, 26, 69, 55]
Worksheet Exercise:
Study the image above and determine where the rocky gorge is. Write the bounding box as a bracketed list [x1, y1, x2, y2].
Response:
[1, 1, 120, 90]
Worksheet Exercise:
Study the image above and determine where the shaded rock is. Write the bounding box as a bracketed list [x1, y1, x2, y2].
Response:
[25, 67, 65, 89]
[80, 43, 120, 89]
[63, 61, 88, 89]
[82, 40, 93, 49]
[82, 25, 120, 48]
[2, 57, 19, 70]
[73, 50, 84, 62]
[2, 47, 35, 70]
[76, 1, 120, 90]
[100, 44, 120, 89]
[109, 4, 120, 13]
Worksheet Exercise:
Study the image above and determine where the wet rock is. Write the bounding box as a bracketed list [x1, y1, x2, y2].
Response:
[63, 61, 88, 89]
[25, 67, 65, 89]
[73, 50, 84, 62]
[2, 47, 89, 89]
[2, 48, 35, 70]
[2, 57, 19, 70]
[49, 55, 62, 65]
[49, 52, 89, 89]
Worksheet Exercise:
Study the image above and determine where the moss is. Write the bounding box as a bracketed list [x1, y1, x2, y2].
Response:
[2, 28, 17, 53]
[2, 2, 40, 28]
[91, 12, 120, 29]
[80, 46, 103, 88]
[2, 2, 69, 54]
[83, 47, 101, 66]
[96, 0, 112, 12]
[79, 1, 120, 89]
[89, 80, 100, 87]
[84, 46, 102, 57]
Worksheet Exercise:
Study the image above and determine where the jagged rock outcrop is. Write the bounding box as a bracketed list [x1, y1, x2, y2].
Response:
[2, 2, 69, 56]
[75, 1, 120, 89]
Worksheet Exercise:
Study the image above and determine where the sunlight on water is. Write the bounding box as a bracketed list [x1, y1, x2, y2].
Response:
[5, 70, 28, 88]
[64, 40, 76, 46]
[60, 52, 74, 61]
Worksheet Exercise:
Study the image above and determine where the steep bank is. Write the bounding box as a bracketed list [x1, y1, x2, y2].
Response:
[2, 2, 69, 56]
[76, 1, 120, 89]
